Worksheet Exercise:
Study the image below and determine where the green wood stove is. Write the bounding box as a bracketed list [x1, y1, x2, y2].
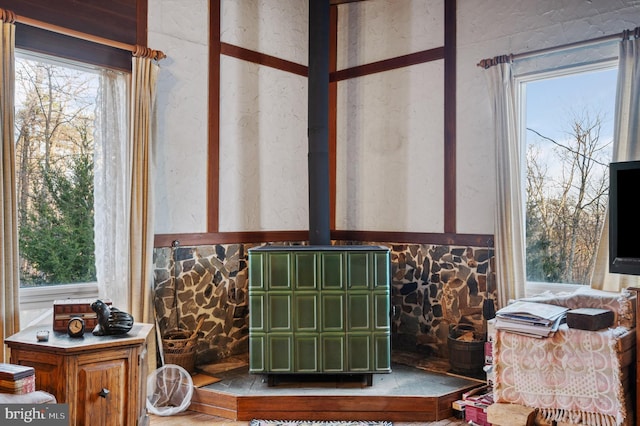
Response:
[248, 245, 391, 386]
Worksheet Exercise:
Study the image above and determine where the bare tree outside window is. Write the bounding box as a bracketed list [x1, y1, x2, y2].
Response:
[15, 56, 99, 287]
[526, 110, 610, 284]
[524, 67, 616, 286]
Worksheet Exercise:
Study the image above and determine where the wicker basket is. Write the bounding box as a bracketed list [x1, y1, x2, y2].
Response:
[163, 345, 197, 373]
[161, 317, 204, 374]
[162, 329, 198, 373]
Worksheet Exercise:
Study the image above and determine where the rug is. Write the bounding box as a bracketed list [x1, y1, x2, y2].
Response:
[250, 421, 392, 426]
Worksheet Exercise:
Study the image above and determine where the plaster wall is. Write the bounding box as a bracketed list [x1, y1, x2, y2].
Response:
[148, 0, 640, 235]
[456, 0, 640, 233]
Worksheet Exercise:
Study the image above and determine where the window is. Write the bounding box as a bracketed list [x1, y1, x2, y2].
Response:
[520, 63, 617, 290]
[15, 52, 102, 326]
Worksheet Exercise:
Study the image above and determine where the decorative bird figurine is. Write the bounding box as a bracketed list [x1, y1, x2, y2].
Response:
[91, 299, 134, 336]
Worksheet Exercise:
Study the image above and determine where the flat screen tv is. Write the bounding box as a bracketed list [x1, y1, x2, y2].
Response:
[609, 160, 640, 275]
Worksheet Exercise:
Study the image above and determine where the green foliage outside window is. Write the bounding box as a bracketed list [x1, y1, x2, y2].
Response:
[19, 151, 96, 285]
[15, 56, 99, 287]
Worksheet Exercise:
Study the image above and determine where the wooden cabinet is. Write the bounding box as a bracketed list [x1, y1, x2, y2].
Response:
[248, 246, 391, 383]
[5, 323, 153, 426]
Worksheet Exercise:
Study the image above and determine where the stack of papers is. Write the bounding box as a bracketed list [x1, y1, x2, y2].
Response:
[495, 301, 569, 338]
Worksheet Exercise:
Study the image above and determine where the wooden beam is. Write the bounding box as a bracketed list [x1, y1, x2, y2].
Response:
[444, 0, 457, 234]
[207, 0, 221, 232]
[330, 0, 369, 5]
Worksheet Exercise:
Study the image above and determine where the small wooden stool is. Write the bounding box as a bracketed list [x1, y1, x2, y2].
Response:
[487, 402, 537, 426]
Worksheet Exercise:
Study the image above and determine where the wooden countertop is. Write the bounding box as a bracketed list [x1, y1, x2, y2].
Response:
[5, 323, 154, 354]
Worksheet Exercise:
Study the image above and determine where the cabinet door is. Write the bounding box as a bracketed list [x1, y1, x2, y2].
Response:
[135, 345, 149, 426]
[77, 355, 128, 426]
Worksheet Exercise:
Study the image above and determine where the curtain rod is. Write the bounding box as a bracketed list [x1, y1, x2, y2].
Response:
[477, 28, 637, 69]
[1, 8, 165, 60]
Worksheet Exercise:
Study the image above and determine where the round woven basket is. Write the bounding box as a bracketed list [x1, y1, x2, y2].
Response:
[163, 329, 198, 350]
[163, 346, 197, 374]
[162, 329, 199, 373]
[161, 317, 204, 374]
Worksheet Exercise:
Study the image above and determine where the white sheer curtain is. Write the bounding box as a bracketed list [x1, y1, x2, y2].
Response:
[592, 29, 640, 291]
[484, 58, 527, 308]
[94, 70, 130, 309]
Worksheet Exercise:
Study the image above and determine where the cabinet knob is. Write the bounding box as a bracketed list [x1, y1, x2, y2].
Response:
[98, 388, 110, 398]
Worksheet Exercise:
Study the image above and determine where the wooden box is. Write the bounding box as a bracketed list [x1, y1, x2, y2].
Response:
[566, 308, 614, 331]
[53, 298, 112, 332]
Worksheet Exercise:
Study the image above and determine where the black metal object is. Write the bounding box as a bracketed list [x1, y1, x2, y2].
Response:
[91, 299, 134, 336]
[308, 0, 331, 246]
[483, 239, 496, 320]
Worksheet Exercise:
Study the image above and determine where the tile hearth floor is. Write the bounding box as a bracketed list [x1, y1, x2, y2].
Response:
[148, 411, 468, 425]
[148, 352, 479, 426]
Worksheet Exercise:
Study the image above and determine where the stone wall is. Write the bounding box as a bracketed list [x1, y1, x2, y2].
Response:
[152, 241, 495, 364]
[389, 244, 494, 357]
[153, 243, 251, 363]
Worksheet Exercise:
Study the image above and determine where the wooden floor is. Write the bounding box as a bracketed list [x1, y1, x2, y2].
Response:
[149, 353, 483, 424]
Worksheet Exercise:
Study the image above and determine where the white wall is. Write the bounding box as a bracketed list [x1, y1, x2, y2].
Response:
[149, 0, 640, 236]
[148, 0, 210, 233]
[456, 0, 640, 234]
[218, 0, 309, 232]
[335, 1, 445, 233]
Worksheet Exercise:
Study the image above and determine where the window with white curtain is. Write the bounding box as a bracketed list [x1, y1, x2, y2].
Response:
[15, 50, 127, 327]
[518, 61, 618, 293]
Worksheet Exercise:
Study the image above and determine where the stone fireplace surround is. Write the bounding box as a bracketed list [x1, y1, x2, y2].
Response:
[152, 241, 495, 366]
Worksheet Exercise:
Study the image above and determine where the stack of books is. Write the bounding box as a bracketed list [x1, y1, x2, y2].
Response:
[0, 363, 36, 394]
[495, 301, 569, 338]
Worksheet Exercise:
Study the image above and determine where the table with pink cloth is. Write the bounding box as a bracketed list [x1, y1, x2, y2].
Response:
[492, 288, 636, 426]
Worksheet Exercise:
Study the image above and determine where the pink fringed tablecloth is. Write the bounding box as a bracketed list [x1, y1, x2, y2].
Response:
[494, 324, 634, 426]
